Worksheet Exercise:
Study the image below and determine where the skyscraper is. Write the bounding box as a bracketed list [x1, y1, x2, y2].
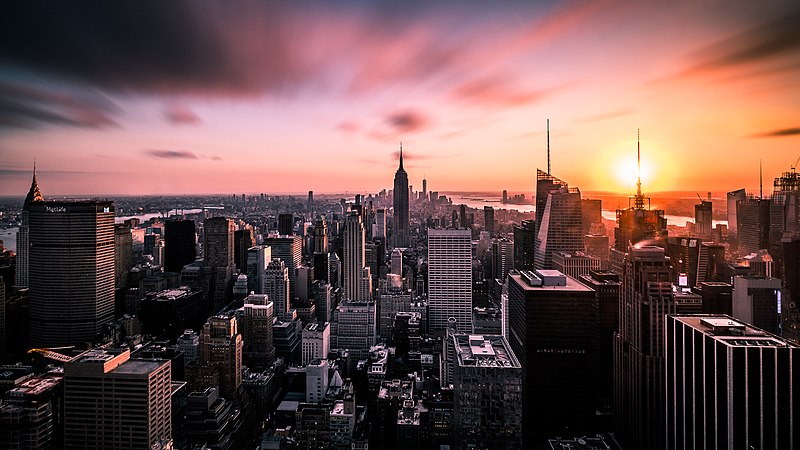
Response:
[199, 315, 243, 399]
[483, 206, 495, 234]
[732, 275, 782, 335]
[507, 269, 598, 444]
[246, 245, 272, 294]
[737, 196, 770, 255]
[427, 228, 472, 333]
[15, 165, 43, 288]
[451, 334, 522, 449]
[513, 219, 536, 270]
[265, 259, 290, 319]
[611, 132, 667, 272]
[613, 246, 674, 450]
[164, 219, 197, 274]
[666, 315, 800, 450]
[534, 176, 583, 270]
[727, 188, 747, 236]
[63, 349, 172, 450]
[264, 235, 302, 300]
[393, 144, 409, 248]
[233, 225, 256, 273]
[342, 212, 372, 302]
[240, 293, 275, 370]
[334, 299, 377, 359]
[114, 224, 133, 289]
[28, 200, 115, 347]
[203, 217, 234, 269]
[694, 199, 713, 239]
[278, 213, 294, 236]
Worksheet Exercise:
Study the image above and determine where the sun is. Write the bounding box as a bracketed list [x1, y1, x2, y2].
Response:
[614, 156, 650, 193]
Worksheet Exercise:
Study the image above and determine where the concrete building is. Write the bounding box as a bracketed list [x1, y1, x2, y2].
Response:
[491, 237, 514, 281]
[666, 315, 800, 450]
[28, 200, 115, 347]
[334, 300, 377, 360]
[264, 235, 303, 301]
[732, 275, 782, 335]
[507, 269, 598, 445]
[513, 219, 536, 271]
[63, 349, 172, 449]
[552, 251, 601, 280]
[239, 294, 275, 370]
[306, 359, 329, 403]
[199, 315, 243, 399]
[343, 212, 373, 302]
[264, 259, 290, 319]
[451, 334, 522, 449]
[613, 246, 674, 450]
[428, 228, 473, 333]
[393, 146, 410, 247]
[302, 322, 330, 366]
[0, 375, 62, 449]
[138, 287, 204, 340]
[246, 245, 271, 294]
[177, 329, 200, 364]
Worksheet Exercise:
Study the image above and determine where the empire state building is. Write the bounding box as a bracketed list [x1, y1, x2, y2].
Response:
[393, 144, 409, 247]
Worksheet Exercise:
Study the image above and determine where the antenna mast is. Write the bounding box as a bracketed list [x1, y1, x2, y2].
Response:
[759, 159, 763, 199]
[547, 119, 551, 175]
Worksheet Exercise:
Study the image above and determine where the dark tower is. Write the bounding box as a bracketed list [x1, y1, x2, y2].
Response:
[15, 163, 44, 288]
[393, 143, 410, 247]
[165, 220, 197, 274]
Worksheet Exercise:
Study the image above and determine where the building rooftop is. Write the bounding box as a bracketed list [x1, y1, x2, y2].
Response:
[454, 334, 520, 369]
[672, 315, 799, 348]
[511, 270, 594, 292]
[113, 359, 166, 375]
[7, 375, 61, 398]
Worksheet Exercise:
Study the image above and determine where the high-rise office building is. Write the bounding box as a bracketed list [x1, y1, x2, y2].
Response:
[15, 165, 43, 289]
[63, 349, 172, 450]
[770, 166, 800, 259]
[727, 188, 747, 236]
[666, 315, 800, 450]
[314, 218, 329, 253]
[307, 190, 314, 212]
[0, 277, 4, 355]
[164, 219, 197, 274]
[552, 251, 601, 280]
[581, 198, 603, 235]
[491, 237, 514, 281]
[427, 228, 472, 333]
[534, 179, 583, 270]
[578, 270, 621, 416]
[264, 259, 290, 319]
[246, 245, 271, 294]
[342, 212, 372, 302]
[535, 169, 567, 243]
[28, 200, 115, 347]
[240, 293, 275, 371]
[334, 299, 376, 359]
[694, 199, 713, 240]
[613, 246, 674, 450]
[204, 217, 235, 269]
[737, 196, 770, 255]
[233, 226, 256, 273]
[114, 224, 133, 289]
[611, 134, 667, 274]
[451, 334, 522, 449]
[513, 219, 536, 270]
[507, 269, 598, 444]
[264, 235, 302, 300]
[0, 375, 62, 449]
[375, 209, 387, 239]
[199, 315, 243, 399]
[483, 206, 495, 234]
[278, 213, 294, 236]
[393, 145, 410, 248]
[732, 275, 782, 335]
[783, 236, 800, 343]
[302, 322, 330, 366]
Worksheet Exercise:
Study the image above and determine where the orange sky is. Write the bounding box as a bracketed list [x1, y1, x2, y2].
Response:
[1, 1, 798, 196]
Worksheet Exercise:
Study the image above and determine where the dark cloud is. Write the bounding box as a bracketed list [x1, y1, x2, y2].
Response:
[689, 9, 800, 73]
[750, 127, 800, 138]
[164, 105, 201, 125]
[0, 80, 118, 130]
[143, 149, 198, 159]
[386, 110, 428, 134]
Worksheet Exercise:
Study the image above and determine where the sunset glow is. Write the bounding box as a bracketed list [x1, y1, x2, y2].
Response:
[1, 1, 799, 196]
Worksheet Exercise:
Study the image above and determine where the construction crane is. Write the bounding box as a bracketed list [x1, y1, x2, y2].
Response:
[28, 346, 75, 363]
[792, 156, 800, 172]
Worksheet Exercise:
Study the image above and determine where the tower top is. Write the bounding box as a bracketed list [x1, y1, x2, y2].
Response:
[633, 129, 646, 210]
[24, 160, 44, 208]
[399, 142, 403, 170]
[547, 119, 551, 175]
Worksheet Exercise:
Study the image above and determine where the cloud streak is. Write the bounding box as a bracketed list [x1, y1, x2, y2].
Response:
[750, 127, 800, 138]
[164, 105, 201, 125]
[143, 149, 198, 159]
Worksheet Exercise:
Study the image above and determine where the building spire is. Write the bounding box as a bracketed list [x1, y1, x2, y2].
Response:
[24, 159, 44, 208]
[633, 129, 645, 210]
[546, 119, 551, 175]
[399, 142, 404, 170]
[759, 158, 763, 199]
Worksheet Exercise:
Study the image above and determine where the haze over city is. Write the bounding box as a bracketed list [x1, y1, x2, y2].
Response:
[1, 1, 799, 196]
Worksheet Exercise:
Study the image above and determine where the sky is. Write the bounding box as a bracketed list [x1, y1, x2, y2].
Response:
[0, 0, 799, 196]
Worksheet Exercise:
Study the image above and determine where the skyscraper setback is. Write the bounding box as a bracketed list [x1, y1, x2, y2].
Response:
[393, 144, 409, 248]
[28, 199, 115, 347]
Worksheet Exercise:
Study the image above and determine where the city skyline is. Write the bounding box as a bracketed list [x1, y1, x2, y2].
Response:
[2, 1, 799, 196]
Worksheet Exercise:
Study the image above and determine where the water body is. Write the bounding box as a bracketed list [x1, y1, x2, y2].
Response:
[0, 228, 17, 253]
